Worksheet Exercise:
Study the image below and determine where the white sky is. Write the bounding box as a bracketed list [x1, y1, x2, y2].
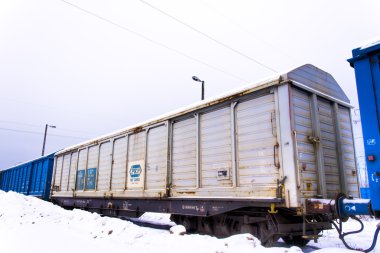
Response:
[0, 0, 379, 169]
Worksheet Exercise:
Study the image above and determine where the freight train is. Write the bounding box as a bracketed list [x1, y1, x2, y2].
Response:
[1, 59, 379, 249]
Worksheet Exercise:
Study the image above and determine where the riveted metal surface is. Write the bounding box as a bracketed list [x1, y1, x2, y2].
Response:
[97, 142, 111, 191]
[127, 131, 146, 190]
[200, 106, 232, 188]
[54, 155, 64, 191]
[317, 98, 340, 198]
[172, 117, 197, 189]
[60, 154, 71, 192]
[146, 125, 167, 190]
[236, 93, 278, 195]
[111, 137, 127, 191]
[86, 145, 99, 190]
[291, 87, 317, 199]
[76, 149, 88, 190]
[338, 105, 359, 197]
[68, 152, 78, 192]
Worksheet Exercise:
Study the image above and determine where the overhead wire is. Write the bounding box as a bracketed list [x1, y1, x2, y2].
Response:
[59, 0, 249, 83]
[0, 120, 102, 135]
[198, 0, 300, 63]
[138, 0, 278, 74]
[0, 127, 90, 140]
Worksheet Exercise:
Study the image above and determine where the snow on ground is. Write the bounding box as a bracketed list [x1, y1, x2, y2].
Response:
[0, 191, 378, 253]
[308, 216, 380, 252]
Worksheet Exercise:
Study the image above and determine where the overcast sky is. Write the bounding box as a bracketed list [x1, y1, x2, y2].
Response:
[0, 0, 379, 169]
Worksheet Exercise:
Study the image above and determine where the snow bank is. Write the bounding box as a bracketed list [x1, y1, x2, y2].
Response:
[0, 190, 303, 253]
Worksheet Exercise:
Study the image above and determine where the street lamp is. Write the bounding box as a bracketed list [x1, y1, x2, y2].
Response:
[42, 124, 56, 156]
[192, 76, 204, 100]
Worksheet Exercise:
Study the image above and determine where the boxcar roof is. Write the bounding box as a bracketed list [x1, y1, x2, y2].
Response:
[57, 64, 350, 155]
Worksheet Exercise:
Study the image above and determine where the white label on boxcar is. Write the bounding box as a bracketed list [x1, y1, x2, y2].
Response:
[216, 168, 230, 180]
[127, 160, 145, 188]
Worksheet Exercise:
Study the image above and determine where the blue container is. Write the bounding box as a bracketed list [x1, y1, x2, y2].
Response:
[348, 40, 380, 218]
[360, 187, 371, 199]
[0, 153, 55, 200]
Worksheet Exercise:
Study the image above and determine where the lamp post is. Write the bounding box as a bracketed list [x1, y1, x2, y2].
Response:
[192, 76, 204, 100]
[42, 124, 56, 156]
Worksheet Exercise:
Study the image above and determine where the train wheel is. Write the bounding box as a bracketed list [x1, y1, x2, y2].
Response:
[171, 215, 197, 232]
[258, 222, 277, 247]
[281, 235, 310, 247]
[240, 224, 257, 235]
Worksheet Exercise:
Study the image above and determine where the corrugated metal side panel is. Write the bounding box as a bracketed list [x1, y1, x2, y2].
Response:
[128, 132, 146, 162]
[6, 170, 11, 190]
[338, 106, 359, 197]
[98, 142, 111, 191]
[88, 146, 99, 169]
[19, 167, 25, 192]
[13, 168, 18, 191]
[24, 165, 32, 194]
[29, 163, 38, 194]
[200, 107, 232, 188]
[146, 126, 167, 190]
[36, 162, 44, 194]
[2, 171, 6, 190]
[20, 165, 29, 194]
[17, 167, 22, 193]
[318, 98, 340, 198]
[54, 155, 63, 191]
[40, 159, 50, 197]
[5, 171, 10, 190]
[236, 94, 278, 192]
[76, 149, 87, 190]
[0, 172, 2, 188]
[3, 171, 8, 190]
[10, 170, 15, 191]
[11, 169, 17, 191]
[111, 137, 127, 191]
[0, 172, 2, 189]
[127, 131, 146, 189]
[172, 117, 196, 189]
[292, 88, 317, 198]
[68, 152, 78, 192]
[43, 158, 54, 200]
[60, 154, 71, 192]
[86, 145, 99, 190]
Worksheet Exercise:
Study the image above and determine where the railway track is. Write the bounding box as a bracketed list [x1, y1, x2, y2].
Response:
[125, 217, 322, 252]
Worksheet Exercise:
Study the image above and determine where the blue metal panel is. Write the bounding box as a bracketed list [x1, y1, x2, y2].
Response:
[360, 187, 371, 199]
[85, 168, 97, 190]
[20, 167, 25, 192]
[76, 170, 85, 190]
[348, 41, 380, 217]
[29, 162, 37, 194]
[14, 169, 19, 190]
[35, 162, 43, 194]
[10, 169, 15, 191]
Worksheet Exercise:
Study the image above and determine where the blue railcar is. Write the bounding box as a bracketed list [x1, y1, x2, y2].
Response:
[0, 153, 55, 200]
[348, 40, 380, 218]
[360, 187, 371, 199]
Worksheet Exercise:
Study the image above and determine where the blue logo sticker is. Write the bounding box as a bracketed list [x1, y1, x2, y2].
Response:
[129, 164, 142, 182]
[367, 139, 376, 146]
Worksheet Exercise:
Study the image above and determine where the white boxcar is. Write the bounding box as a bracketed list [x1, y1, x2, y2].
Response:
[51, 64, 359, 245]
